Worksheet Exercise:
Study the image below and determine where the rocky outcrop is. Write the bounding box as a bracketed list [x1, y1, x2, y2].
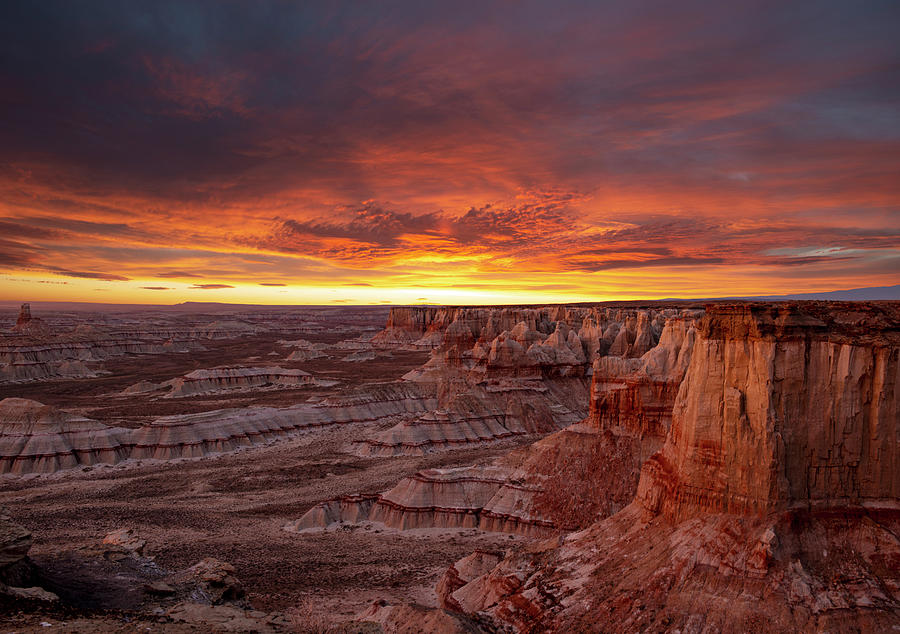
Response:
[0, 508, 54, 601]
[436, 550, 502, 612]
[11, 303, 50, 337]
[357, 600, 481, 633]
[285, 348, 328, 361]
[0, 508, 31, 573]
[636, 302, 900, 520]
[445, 302, 900, 632]
[0, 398, 131, 474]
[371, 466, 511, 531]
[289, 424, 635, 537]
[165, 366, 320, 397]
[2, 383, 438, 475]
[360, 305, 698, 456]
[370, 306, 461, 349]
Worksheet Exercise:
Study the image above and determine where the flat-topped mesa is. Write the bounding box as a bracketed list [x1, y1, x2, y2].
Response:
[371, 466, 511, 530]
[126, 385, 436, 461]
[636, 302, 900, 522]
[164, 366, 319, 398]
[286, 464, 559, 537]
[1, 382, 438, 475]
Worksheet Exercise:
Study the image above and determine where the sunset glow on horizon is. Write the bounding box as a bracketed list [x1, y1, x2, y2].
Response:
[1, 1, 898, 305]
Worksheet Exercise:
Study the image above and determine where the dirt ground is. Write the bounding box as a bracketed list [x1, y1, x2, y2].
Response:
[1, 423, 533, 623]
[0, 321, 534, 630]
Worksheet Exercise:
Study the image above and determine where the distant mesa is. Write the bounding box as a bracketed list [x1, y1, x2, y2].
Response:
[120, 366, 332, 398]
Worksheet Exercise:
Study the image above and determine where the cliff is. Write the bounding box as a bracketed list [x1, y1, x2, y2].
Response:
[637, 302, 900, 520]
[444, 302, 900, 632]
[359, 305, 697, 456]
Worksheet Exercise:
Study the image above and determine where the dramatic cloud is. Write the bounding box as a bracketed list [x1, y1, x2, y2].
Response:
[0, 1, 897, 302]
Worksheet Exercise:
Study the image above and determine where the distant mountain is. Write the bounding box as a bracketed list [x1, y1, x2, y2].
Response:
[716, 284, 900, 302]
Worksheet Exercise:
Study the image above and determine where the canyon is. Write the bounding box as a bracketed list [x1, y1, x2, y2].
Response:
[0, 300, 897, 632]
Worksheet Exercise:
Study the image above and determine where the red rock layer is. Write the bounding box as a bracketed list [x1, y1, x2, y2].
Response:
[636, 302, 900, 522]
[444, 302, 900, 632]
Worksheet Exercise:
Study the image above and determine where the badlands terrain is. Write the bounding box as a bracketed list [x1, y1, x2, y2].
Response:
[0, 300, 898, 632]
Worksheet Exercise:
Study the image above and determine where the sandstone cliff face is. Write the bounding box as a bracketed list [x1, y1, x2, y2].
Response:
[370, 306, 462, 348]
[445, 302, 900, 632]
[637, 303, 900, 521]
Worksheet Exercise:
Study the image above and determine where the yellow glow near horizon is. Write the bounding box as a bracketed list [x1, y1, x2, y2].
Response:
[2, 264, 890, 307]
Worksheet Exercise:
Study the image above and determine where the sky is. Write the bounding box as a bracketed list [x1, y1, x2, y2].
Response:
[0, 1, 898, 305]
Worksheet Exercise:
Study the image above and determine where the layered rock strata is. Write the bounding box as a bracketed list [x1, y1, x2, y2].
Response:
[360, 305, 699, 456]
[445, 302, 900, 632]
[290, 422, 650, 538]
[0, 336, 203, 384]
[0, 398, 131, 474]
[290, 307, 705, 537]
[286, 465, 561, 536]
[164, 367, 320, 397]
[1, 383, 438, 474]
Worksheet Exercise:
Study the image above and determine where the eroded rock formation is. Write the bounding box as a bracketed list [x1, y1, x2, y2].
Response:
[0, 327, 204, 385]
[0, 398, 131, 474]
[165, 366, 321, 397]
[360, 305, 698, 456]
[638, 303, 900, 520]
[445, 302, 900, 632]
[11, 303, 50, 337]
[2, 383, 438, 475]
[293, 308, 705, 537]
